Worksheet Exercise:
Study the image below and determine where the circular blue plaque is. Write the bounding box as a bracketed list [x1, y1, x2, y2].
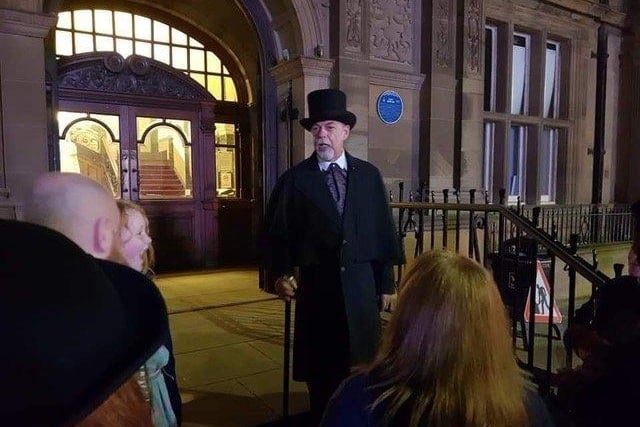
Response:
[376, 90, 404, 125]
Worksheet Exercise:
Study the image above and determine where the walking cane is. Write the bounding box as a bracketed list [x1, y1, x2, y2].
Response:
[281, 79, 298, 424]
[282, 298, 291, 419]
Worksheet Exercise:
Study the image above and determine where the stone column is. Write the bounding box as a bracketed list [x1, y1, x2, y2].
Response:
[330, 0, 370, 160]
[0, 7, 56, 218]
[459, 0, 484, 192]
[270, 56, 334, 174]
[428, 0, 457, 191]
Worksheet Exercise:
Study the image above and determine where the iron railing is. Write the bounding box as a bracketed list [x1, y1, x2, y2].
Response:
[388, 186, 634, 392]
[521, 203, 633, 246]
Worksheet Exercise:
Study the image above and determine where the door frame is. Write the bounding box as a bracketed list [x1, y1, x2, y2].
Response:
[53, 52, 220, 268]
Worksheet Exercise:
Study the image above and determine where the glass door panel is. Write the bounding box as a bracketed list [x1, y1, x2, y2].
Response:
[58, 111, 121, 197]
[214, 122, 238, 197]
[136, 117, 193, 199]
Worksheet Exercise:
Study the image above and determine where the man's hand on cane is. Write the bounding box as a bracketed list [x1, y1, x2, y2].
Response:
[275, 275, 297, 302]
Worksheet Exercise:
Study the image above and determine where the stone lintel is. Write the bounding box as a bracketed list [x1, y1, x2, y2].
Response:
[0, 8, 57, 38]
[369, 68, 425, 90]
[270, 56, 334, 84]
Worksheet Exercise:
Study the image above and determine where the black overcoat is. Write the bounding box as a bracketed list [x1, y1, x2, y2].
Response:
[265, 152, 400, 381]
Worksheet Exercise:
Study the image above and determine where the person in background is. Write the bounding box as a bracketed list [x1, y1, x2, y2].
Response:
[264, 89, 400, 423]
[0, 219, 167, 427]
[24, 172, 121, 261]
[321, 250, 554, 427]
[117, 200, 182, 426]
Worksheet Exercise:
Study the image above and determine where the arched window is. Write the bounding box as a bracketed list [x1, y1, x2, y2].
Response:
[55, 9, 237, 102]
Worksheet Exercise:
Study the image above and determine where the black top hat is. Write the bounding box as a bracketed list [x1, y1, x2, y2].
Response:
[0, 219, 167, 427]
[299, 88, 357, 131]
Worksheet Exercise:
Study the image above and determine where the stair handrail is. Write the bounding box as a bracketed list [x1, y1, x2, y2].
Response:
[389, 201, 609, 288]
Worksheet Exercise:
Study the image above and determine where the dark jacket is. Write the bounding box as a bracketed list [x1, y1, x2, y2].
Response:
[264, 153, 400, 381]
[321, 374, 556, 427]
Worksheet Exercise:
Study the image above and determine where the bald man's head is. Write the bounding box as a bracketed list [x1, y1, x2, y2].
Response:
[25, 173, 121, 260]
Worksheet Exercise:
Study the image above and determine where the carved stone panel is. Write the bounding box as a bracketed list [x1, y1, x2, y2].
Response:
[433, 0, 453, 69]
[59, 54, 209, 100]
[370, 0, 413, 65]
[346, 0, 363, 52]
[465, 0, 482, 75]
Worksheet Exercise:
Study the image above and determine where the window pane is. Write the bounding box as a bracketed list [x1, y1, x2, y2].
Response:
[216, 146, 237, 197]
[544, 42, 559, 118]
[540, 128, 558, 202]
[56, 30, 73, 56]
[95, 35, 114, 52]
[134, 15, 152, 41]
[508, 125, 526, 200]
[190, 72, 206, 87]
[224, 77, 238, 102]
[89, 113, 120, 140]
[138, 123, 192, 199]
[94, 10, 113, 35]
[74, 33, 94, 54]
[135, 41, 152, 58]
[190, 48, 205, 72]
[114, 11, 133, 38]
[59, 118, 121, 198]
[115, 38, 133, 58]
[172, 46, 188, 69]
[166, 119, 192, 141]
[207, 75, 222, 100]
[154, 43, 170, 65]
[57, 12, 72, 29]
[136, 117, 163, 141]
[511, 34, 528, 115]
[215, 123, 236, 146]
[484, 26, 497, 112]
[57, 111, 87, 137]
[189, 37, 204, 48]
[73, 10, 93, 32]
[171, 28, 188, 45]
[483, 122, 495, 195]
[207, 51, 221, 73]
[153, 20, 170, 43]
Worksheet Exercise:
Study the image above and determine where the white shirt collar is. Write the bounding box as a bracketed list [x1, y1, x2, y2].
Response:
[318, 151, 348, 171]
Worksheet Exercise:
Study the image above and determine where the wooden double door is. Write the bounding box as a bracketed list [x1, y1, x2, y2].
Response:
[57, 99, 218, 271]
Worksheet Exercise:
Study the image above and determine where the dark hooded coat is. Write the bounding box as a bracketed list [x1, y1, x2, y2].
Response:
[265, 152, 400, 381]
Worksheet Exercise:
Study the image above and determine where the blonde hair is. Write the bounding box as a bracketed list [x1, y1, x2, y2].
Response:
[366, 250, 527, 427]
[116, 200, 155, 275]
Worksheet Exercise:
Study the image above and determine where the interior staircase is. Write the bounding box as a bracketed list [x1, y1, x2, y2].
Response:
[139, 160, 186, 198]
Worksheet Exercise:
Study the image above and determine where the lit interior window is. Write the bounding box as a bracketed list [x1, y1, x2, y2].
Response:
[55, 9, 239, 102]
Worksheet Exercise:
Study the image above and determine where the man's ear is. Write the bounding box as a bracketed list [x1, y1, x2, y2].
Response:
[343, 124, 351, 139]
[94, 217, 116, 259]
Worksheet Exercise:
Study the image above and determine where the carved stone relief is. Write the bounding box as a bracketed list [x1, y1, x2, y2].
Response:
[434, 0, 452, 69]
[466, 0, 481, 75]
[59, 54, 205, 100]
[370, 0, 413, 64]
[346, 0, 363, 52]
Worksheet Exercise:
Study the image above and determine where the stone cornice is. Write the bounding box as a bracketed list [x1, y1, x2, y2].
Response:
[370, 68, 425, 90]
[489, 0, 627, 28]
[0, 8, 57, 38]
[270, 56, 334, 83]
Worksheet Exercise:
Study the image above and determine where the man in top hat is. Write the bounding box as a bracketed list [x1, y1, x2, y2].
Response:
[264, 88, 400, 422]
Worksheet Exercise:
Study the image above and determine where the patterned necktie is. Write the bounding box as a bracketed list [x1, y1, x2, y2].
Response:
[325, 163, 347, 215]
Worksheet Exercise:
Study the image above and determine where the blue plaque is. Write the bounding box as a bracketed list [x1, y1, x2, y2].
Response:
[376, 90, 403, 125]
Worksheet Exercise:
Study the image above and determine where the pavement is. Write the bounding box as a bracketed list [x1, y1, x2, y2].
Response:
[156, 243, 629, 427]
[155, 269, 309, 427]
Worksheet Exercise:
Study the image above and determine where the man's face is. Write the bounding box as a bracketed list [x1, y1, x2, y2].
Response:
[311, 120, 350, 162]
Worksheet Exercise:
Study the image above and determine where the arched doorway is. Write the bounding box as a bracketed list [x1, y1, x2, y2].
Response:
[47, 5, 265, 271]
[56, 52, 218, 270]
